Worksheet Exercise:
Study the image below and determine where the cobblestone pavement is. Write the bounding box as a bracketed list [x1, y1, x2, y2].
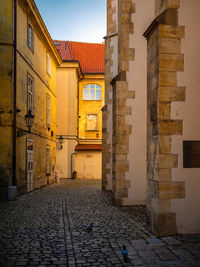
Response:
[0, 179, 200, 267]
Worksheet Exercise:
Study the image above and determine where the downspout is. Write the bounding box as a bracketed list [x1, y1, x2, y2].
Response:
[8, 0, 18, 200]
[13, 0, 17, 187]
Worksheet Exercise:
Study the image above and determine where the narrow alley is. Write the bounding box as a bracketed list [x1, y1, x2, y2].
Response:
[0, 180, 200, 267]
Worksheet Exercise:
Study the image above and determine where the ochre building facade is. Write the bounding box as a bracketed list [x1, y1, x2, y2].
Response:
[0, 0, 61, 199]
[55, 41, 105, 180]
[103, 0, 200, 236]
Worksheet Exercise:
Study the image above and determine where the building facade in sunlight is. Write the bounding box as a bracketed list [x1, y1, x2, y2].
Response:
[0, 0, 61, 198]
[103, 0, 200, 236]
[54, 41, 105, 180]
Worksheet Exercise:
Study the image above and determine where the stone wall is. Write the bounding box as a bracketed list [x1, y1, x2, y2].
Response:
[144, 3, 185, 236]
[102, 0, 118, 190]
[111, 0, 135, 205]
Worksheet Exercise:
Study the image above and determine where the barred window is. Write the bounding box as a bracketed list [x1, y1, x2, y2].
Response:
[27, 74, 34, 114]
[28, 23, 34, 51]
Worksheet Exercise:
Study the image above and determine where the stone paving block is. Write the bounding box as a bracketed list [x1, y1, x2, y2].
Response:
[161, 236, 182, 245]
[0, 180, 200, 267]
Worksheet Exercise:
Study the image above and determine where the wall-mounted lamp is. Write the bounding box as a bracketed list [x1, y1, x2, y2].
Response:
[58, 135, 63, 149]
[25, 110, 34, 132]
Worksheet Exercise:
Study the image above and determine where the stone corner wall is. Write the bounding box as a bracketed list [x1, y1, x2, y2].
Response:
[145, 4, 185, 236]
[112, 0, 135, 205]
[102, 0, 118, 191]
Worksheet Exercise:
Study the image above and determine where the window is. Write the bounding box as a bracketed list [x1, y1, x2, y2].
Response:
[46, 145, 50, 174]
[46, 53, 51, 76]
[87, 114, 97, 131]
[46, 94, 51, 127]
[27, 74, 34, 114]
[26, 139, 34, 192]
[27, 23, 34, 51]
[83, 84, 102, 100]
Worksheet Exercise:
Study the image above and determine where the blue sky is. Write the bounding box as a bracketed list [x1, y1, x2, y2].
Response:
[34, 0, 106, 43]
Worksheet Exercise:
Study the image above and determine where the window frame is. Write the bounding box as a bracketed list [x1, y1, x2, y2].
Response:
[46, 145, 50, 175]
[46, 53, 51, 76]
[27, 73, 34, 115]
[86, 114, 98, 131]
[46, 94, 51, 128]
[27, 22, 34, 52]
[83, 84, 102, 101]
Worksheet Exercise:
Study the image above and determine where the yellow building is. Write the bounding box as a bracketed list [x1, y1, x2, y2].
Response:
[0, 0, 61, 199]
[55, 41, 105, 179]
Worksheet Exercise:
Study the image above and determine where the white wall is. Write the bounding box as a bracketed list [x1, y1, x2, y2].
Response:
[171, 0, 200, 234]
[124, 0, 155, 205]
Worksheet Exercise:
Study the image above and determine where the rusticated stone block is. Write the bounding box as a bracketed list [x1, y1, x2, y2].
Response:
[159, 54, 184, 72]
[159, 38, 181, 54]
[115, 144, 129, 155]
[159, 136, 171, 153]
[159, 153, 178, 168]
[159, 71, 177, 86]
[115, 106, 132, 116]
[159, 25, 185, 39]
[159, 120, 182, 135]
[158, 168, 172, 181]
[115, 187, 128, 199]
[158, 86, 185, 102]
[114, 160, 129, 172]
[171, 86, 185, 101]
[158, 181, 185, 200]
[115, 124, 132, 135]
[115, 179, 130, 188]
[113, 135, 128, 145]
[151, 211, 177, 237]
[158, 103, 171, 120]
[151, 197, 170, 213]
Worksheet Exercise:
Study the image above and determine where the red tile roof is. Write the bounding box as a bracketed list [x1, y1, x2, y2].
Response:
[54, 40, 105, 74]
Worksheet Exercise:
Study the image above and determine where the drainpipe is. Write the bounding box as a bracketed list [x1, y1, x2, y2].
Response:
[8, 0, 17, 200]
[13, 0, 17, 186]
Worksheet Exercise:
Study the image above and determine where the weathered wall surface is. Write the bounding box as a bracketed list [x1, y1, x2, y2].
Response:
[170, 0, 200, 234]
[0, 0, 13, 197]
[15, 1, 58, 193]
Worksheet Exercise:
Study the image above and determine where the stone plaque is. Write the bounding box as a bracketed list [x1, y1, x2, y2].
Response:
[183, 141, 200, 168]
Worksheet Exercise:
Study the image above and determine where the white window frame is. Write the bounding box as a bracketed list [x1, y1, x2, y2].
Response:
[86, 114, 98, 131]
[27, 74, 34, 114]
[83, 84, 102, 100]
[46, 94, 51, 127]
[46, 53, 51, 76]
[27, 23, 34, 51]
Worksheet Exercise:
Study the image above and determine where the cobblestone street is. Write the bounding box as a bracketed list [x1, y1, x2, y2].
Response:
[0, 179, 200, 267]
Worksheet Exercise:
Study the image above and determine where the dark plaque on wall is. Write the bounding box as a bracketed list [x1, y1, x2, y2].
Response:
[183, 141, 200, 168]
